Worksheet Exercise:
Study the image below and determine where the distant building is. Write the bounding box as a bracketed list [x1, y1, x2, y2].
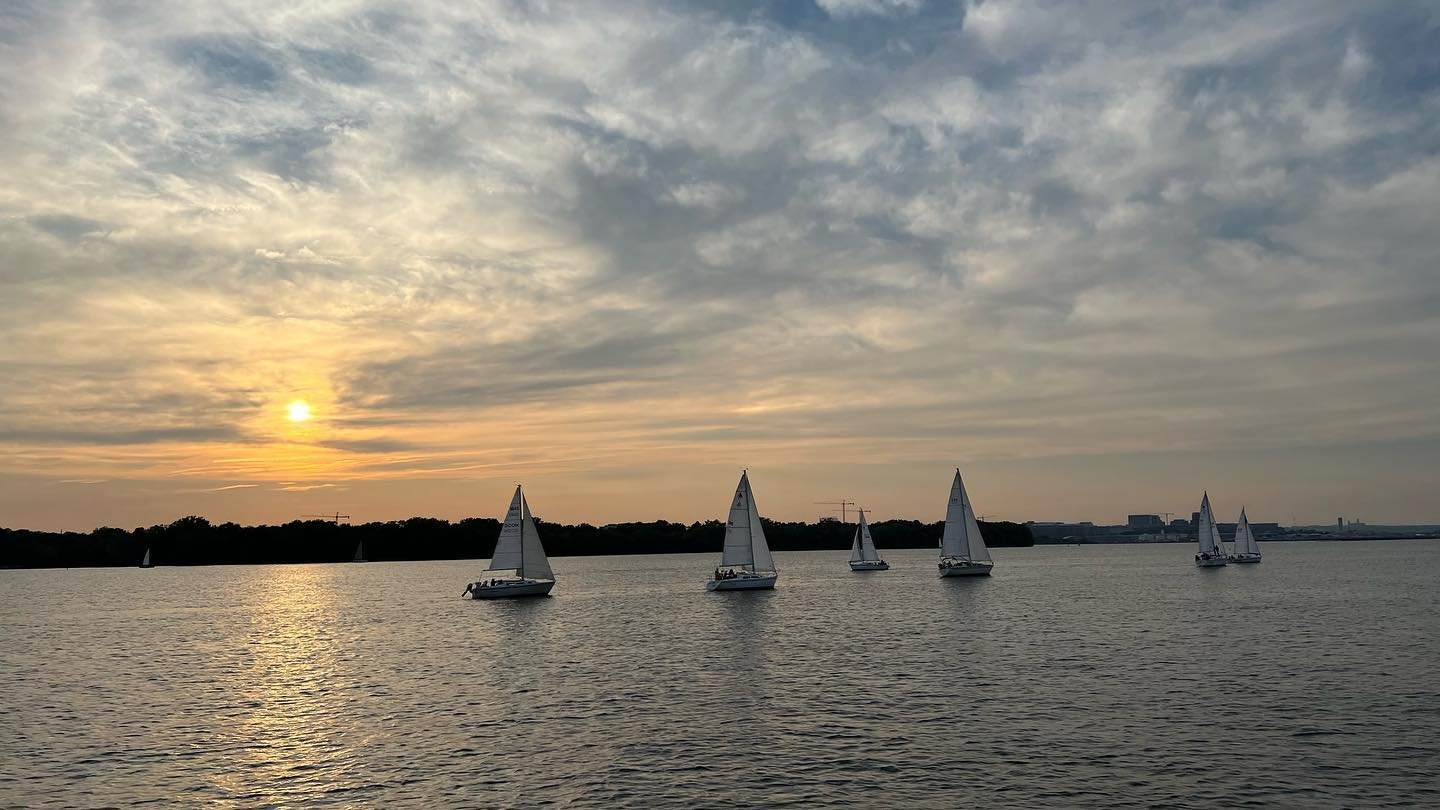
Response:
[1026, 521, 1095, 539]
[1127, 514, 1163, 528]
[819, 516, 840, 524]
[1169, 518, 1192, 531]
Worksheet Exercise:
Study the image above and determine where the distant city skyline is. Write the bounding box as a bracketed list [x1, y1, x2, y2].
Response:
[2, 1, 1438, 532]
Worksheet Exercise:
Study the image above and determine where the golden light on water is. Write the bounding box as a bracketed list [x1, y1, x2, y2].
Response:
[287, 400, 313, 422]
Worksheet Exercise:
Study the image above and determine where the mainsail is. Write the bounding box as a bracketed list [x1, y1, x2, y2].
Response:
[940, 468, 992, 562]
[1197, 492, 1223, 556]
[720, 471, 776, 572]
[1232, 508, 1260, 556]
[850, 509, 880, 562]
[487, 485, 554, 580]
[140, 547, 151, 567]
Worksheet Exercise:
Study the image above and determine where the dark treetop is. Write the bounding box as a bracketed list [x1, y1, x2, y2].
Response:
[0, 516, 1033, 569]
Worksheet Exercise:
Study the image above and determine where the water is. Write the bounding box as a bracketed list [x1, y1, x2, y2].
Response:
[3, 540, 1438, 808]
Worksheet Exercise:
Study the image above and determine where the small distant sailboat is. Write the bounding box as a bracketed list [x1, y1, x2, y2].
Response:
[139, 546, 153, 568]
[464, 485, 556, 599]
[1194, 492, 1228, 567]
[707, 471, 778, 591]
[938, 468, 993, 577]
[1228, 508, 1262, 563]
[352, 540, 366, 563]
[848, 509, 889, 571]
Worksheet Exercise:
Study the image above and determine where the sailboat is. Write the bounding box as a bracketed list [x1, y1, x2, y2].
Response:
[465, 485, 556, 599]
[848, 509, 889, 571]
[1194, 492, 1228, 567]
[352, 540, 366, 563]
[139, 546, 153, 568]
[938, 468, 993, 577]
[707, 471, 778, 591]
[1228, 507, 1262, 563]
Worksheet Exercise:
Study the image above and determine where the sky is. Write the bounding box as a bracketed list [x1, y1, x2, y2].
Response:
[1, 0, 1438, 532]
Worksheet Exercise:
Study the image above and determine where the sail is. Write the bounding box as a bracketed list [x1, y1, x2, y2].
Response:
[1233, 508, 1259, 555]
[941, 469, 991, 562]
[519, 496, 553, 580]
[140, 547, 151, 567]
[745, 474, 775, 572]
[1197, 493, 1222, 555]
[488, 486, 526, 572]
[853, 509, 880, 562]
[721, 473, 756, 568]
[353, 540, 365, 563]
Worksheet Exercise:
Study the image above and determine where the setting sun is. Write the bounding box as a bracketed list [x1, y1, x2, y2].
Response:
[287, 400, 312, 422]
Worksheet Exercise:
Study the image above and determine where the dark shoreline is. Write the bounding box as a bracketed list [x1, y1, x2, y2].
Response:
[1, 516, 1034, 570]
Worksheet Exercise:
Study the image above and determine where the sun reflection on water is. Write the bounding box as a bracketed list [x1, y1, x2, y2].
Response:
[209, 566, 364, 802]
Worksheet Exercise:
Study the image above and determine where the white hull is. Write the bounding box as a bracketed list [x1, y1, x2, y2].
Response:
[939, 561, 993, 577]
[1229, 553, 1262, 564]
[849, 560, 889, 571]
[467, 579, 555, 599]
[706, 573, 777, 591]
[1194, 556, 1228, 567]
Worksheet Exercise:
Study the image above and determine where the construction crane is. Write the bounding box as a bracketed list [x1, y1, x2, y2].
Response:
[815, 500, 857, 522]
[303, 513, 351, 524]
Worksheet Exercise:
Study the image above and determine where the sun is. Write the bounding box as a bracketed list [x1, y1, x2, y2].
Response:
[287, 400, 313, 422]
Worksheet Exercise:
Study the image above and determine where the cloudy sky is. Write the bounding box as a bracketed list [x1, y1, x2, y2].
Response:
[2, 0, 1437, 532]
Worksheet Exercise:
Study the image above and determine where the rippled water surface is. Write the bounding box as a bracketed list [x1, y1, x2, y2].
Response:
[3, 540, 1439, 807]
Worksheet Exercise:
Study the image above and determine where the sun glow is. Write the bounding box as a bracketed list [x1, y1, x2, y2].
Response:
[287, 400, 313, 422]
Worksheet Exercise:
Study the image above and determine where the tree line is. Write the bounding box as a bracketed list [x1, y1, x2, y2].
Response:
[0, 515, 1033, 569]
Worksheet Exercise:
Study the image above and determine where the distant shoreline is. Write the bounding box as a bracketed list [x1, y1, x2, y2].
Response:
[1034, 534, 1440, 545]
[1, 515, 1035, 569]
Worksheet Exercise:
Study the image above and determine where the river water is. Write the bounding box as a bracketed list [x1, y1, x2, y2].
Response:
[2, 540, 1437, 807]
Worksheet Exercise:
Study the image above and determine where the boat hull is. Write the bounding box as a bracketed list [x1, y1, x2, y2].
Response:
[1194, 556, 1228, 567]
[939, 562, 993, 577]
[849, 561, 889, 571]
[1229, 553, 1262, 564]
[706, 574, 777, 591]
[467, 579, 555, 599]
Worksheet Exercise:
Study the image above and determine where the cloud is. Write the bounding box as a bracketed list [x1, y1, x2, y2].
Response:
[0, 0, 1438, 529]
[816, 0, 927, 20]
[28, 214, 110, 241]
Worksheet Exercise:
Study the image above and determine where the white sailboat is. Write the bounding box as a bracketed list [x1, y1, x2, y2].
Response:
[938, 468, 993, 577]
[352, 540, 366, 563]
[1194, 491, 1228, 567]
[465, 485, 556, 599]
[848, 509, 889, 571]
[707, 471, 778, 591]
[139, 546, 153, 568]
[1228, 507, 1262, 563]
